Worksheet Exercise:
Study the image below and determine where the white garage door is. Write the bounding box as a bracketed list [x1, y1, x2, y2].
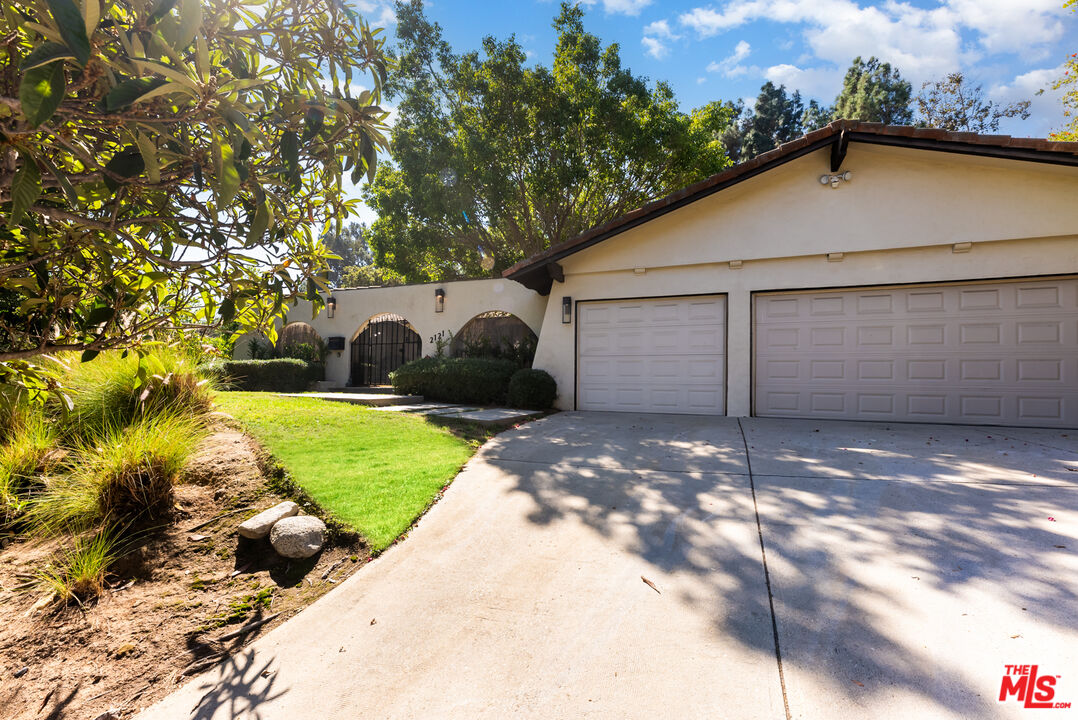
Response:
[577, 296, 726, 414]
[754, 277, 1078, 427]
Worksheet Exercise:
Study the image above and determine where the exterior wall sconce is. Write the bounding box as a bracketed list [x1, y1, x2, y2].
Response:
[819, 170, 852, 188]
[327, 296, 336, 318]
[562, 296, 572, 324]
[435, 288, 445, 313]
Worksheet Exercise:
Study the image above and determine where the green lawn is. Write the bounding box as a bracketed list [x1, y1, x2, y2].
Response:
[215, 392, 476, 551]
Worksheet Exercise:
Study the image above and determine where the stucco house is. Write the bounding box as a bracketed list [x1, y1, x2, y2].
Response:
[254, 121, 1078, 428]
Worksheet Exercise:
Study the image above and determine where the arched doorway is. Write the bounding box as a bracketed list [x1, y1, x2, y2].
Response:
[350, 314, 422, 386]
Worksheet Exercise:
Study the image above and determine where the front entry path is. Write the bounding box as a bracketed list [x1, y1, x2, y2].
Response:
[138, 413, 1078, 720]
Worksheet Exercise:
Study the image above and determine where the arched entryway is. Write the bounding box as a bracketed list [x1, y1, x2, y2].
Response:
[350, 314, 422, 386]
[450, 311, 538, 367]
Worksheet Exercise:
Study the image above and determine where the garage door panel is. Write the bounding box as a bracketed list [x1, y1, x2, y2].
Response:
[578, 296, 725, 414]
[754, 278, 1078, 427]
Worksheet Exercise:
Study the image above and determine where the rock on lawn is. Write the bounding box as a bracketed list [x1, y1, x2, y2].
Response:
[270, 516, 326, 559]
[238, 501, 299, 539]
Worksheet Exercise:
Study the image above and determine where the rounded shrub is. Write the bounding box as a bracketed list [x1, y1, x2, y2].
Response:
[390, 357, 517, 404]
[200, 358, 313, 392]
[507, 369, 557, 410]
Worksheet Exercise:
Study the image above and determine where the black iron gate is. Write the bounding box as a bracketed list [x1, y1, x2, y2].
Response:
[350, 314, 421, 386]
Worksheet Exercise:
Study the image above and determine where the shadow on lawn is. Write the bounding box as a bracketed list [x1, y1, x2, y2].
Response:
[481, 412, 1078, 718]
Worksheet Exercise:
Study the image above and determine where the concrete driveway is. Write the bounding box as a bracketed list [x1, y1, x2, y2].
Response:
[139, 413, 1078, 719]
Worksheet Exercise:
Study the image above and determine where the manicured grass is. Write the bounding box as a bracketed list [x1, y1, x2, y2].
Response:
[214, 393, 476, 551]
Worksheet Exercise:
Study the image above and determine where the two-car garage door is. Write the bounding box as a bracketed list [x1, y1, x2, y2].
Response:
[754, 277, 1078, 427]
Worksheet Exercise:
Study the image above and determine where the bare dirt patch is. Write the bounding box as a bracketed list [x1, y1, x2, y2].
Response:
[0, 421, 368, 720]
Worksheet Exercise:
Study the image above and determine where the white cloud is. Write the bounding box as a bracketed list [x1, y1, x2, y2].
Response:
[706, 39, 751, 77]
[644, 19, 679, 39]
[642, 18, 681, 59]
[764, 63, 844, 96]
[353, 0, 397, 28]
[642, 36, 670, 59]
[990, 65, 1067, 137]
[678, 0, 1069, 88]
[579, 0, 652, 16]
[697, 76, 707, 84]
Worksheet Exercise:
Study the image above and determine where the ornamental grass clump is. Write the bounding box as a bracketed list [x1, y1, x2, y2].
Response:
[54, 347, 216, 441]
[29, 413, 206, 532]
[0, 405, 57, 527]
[35, 525, 125, 604]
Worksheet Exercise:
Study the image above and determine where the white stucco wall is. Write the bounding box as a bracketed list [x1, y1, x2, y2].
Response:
[531, 144, 1078, 414]
[279, 278, 549, 387]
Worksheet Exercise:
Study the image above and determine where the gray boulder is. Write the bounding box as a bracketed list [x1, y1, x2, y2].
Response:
[270, 515, 326, 559]
[238, 501, 299, 539]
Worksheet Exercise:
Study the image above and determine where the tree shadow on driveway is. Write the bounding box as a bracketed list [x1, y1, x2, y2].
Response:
[482, 412, 1078, 718]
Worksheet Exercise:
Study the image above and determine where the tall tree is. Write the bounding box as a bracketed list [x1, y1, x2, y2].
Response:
[364, 1, 736, 282]
[321, 223, 372, 284]
[832, 56, 914, 124]
[916, 73, 1031, 132]
[801, 100, 834, 132]
[0, 0, 389, 394]
[739, 83, 804, 159]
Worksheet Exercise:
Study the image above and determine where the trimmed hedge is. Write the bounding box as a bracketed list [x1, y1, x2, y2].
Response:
[507, 369, 557, 410]
[390, 357, 517, 404]
[201, 359, 315, 393]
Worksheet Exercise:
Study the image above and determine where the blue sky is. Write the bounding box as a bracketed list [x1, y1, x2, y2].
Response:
[347, 0, 1076, 220]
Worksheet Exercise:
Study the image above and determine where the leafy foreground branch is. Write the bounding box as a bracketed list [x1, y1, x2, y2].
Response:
[0, 0, 390, 394]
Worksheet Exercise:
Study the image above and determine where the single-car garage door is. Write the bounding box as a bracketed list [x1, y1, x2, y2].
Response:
[577, 295, 725, 414]
[754, 277, 1078, 427]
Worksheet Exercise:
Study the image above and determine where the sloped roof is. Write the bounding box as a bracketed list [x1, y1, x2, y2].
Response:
[503, 120, 1078, 295]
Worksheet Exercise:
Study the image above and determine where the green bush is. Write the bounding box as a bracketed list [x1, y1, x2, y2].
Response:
[390, 357, 517, 404]
[507, 369, 557, 410]
[202, 359, 315, 393]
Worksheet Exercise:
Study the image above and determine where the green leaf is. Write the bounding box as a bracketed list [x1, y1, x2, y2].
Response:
[80, 349, 99, 363]
[175, 0, 202, 50]
[216, 140, 240, 206]
[85, 305, 114, 325]
[103, 148, 145, 192]
[36, 153, 78, 204]
[361, 133, 377, 183]
[19, 61, 66, 127]
[20, 42, 74, 71]
[136, 132, 161, 184]
[133, 80, 199, 105]
[7, 158, 42, 228]
[246, 197, 273, 243]
[45, 0, 91, 66]
[219, 297, 235, 321]
[105, 77, 168, 111]
[148, 0, 178, 24]
[82, 0, 100, 36]
[281, 130, 299, 176]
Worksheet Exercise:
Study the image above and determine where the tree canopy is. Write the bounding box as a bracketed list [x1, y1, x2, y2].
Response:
[0, 0, 389, 396]
[737, 83, 803, 159]
[832, 56, 914, 125]
[364, 1, 736, 282]
[915, 73, 1030, 132]
[1048, 1, 1077, 140]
